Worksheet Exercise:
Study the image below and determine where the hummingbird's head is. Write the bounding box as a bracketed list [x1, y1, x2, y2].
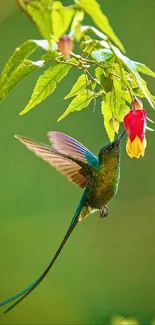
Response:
[98, 130, 126, 164]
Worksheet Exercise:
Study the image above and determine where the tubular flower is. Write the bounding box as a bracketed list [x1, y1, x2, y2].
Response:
[124, 108, 147, 158]
[58, 36, 74, 58]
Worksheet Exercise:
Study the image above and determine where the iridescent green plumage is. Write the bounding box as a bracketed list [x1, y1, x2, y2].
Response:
[0, 131, 125, 313]
[81, 142, 121, 220]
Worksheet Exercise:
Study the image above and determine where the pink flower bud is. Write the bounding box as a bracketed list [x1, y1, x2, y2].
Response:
[58, 36, 74, 58]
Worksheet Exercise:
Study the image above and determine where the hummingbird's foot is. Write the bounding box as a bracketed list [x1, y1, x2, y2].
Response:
[99, 205, 108, 218]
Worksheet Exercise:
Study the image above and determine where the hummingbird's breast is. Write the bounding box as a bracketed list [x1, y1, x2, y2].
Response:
[87, 159, 120, 209]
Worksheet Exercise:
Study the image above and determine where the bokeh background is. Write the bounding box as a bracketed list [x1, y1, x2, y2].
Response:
[0, 1, 155, 324]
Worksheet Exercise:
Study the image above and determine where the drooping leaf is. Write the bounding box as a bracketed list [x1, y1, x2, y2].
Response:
[101, 85, 129, 141]
[0, 59, 44, 103]
[52, 1, 74, 40]
[126, 73, 153, 101]
[75, 0, 125, 52]
[0, 39, 57, 104]
[112, 46, 155, 108]
[139, 77, 155, 103]
[134, 61, 155, 78]
[58, 89, 98, 121]
[0, 40, 38, 87]
[20, 63, 72, 115]
[64, 74, 89, 99]
[26, 1, 52, 43]
[81, 25, 108, 41]
[92, 49, 114, 63]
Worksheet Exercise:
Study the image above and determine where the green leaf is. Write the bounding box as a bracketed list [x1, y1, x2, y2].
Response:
[52, 1, 74, 40]
[101, 85, 129, 141]
[113, 63, 128, 84]
[26, 2, 52, 43]
[112, 78, 130, 121]
[119, 104, 130, 122]
[95, 67, 112, 92]
[104, 83, 122, 120]
[81, 39, 103, 54]
[64, 74, 89, 99]
[58, 89, 97, 121]
[81, 25, 108, 41]
[0, 40, 38, 87]
[139, 77, 155, 103]
[92, 49, 114, 63]
[71, 10, 84, 30]
[134, 61, 155, 78]
[40, 0, 51, 6]
[32, 39, 58, 51]
[70, 10, 85, 41]
[0, 59, 44, 103]
[112, 46, 155, 108]
[112, 78, 123, 119]
[20, 63, 72, 115]
[127, 74, 153, 101]
[113, 64, 132, 103]
[75, 0, 125, 52]
[101, 99, 116, 141]
[91, 80, 96, 91]
[42, 51, 59, 63]
[122, 91, 132, 103]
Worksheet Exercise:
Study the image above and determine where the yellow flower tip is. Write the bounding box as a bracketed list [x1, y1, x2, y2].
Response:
[126, 136, 147, 158]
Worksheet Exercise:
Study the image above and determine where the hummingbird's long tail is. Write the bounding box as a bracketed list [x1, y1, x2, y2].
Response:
[0, 195, 86, 314]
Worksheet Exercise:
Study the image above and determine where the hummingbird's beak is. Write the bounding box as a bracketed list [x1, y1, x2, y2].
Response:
[114, 130, 126, 145]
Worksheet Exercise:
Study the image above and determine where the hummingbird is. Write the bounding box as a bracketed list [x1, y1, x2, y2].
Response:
[0, 130, 125, 313]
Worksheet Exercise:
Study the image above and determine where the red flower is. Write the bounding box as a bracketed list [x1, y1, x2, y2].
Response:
[58, 36, 74, 58]
[124, 106, 147, 158]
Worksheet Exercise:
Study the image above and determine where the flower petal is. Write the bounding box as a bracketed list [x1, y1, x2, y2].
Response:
[126, 136, 147, 158]
[124, 109, 147, 141]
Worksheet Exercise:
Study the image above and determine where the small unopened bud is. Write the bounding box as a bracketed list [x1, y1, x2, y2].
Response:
[58, 36, 74, 59]
[131, 97, 143, 110]
[109, 117, 119, 133]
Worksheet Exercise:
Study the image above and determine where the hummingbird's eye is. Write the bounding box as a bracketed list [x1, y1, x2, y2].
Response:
[106, 145, 113, 152]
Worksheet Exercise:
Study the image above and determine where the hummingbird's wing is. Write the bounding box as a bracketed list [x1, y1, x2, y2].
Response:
[15, 135, 91, 188]
[0, 134, 96, 312]
[48, 131, 98, 168]
[0, 192, 87, 313]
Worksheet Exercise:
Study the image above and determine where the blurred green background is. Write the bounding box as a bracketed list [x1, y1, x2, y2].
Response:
[0, 1, 155, 324]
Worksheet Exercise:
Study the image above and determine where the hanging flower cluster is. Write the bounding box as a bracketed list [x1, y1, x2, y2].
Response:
[124, 98, 148, 158]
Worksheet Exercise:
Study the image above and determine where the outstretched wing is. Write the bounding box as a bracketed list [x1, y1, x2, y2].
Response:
[15, 135, 88, 188]
[48, 131, 98, 168]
